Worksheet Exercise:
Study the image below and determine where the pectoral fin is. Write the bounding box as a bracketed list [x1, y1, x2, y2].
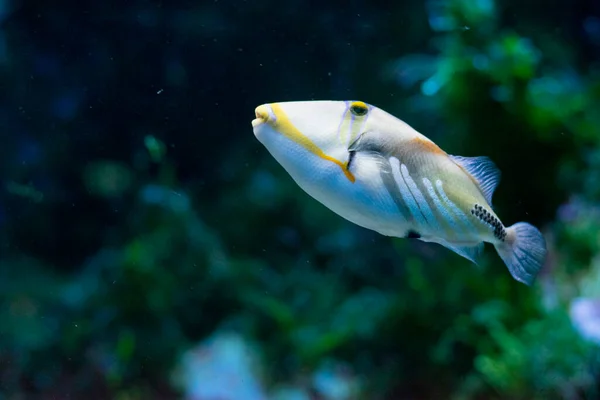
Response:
[348, 130, 381, 153]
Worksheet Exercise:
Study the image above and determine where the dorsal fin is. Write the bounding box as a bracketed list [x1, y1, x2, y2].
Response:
[450, 155, 501, 206]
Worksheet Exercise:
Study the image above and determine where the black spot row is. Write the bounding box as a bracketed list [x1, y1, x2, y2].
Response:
[471, 204, 506, 241]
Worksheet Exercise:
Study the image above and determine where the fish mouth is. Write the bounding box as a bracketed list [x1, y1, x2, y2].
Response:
[252, 104, 273, 128]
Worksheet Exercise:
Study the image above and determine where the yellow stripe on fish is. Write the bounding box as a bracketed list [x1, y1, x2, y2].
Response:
[254, 103, 356, 183]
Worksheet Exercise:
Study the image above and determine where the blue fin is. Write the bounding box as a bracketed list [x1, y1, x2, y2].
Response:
[495, 222, 547, 285]
[450, 155, 501, 206]
[424, 237, 484, 265]
[442, 241, 484, 265]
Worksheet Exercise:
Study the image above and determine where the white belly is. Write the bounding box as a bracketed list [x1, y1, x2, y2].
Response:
[275, 148, 409, 237]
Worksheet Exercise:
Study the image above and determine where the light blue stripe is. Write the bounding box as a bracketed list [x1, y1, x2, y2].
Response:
[435, 179, 478, 234]
[389, 157, 428, 228]
[400, 164, 440, 231]
[422, 177, 463, 235]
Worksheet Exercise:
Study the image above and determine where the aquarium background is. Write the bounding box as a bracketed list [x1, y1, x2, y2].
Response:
[1, 0, 600, 398]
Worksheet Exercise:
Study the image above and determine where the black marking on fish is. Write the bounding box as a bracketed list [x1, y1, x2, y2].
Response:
[347, 151, 356, 170]
[406, 230, 421, 239]
[471, 204, 506, 241]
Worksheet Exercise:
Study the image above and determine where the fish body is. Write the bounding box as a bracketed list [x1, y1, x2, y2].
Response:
[251, 100, 547, 285]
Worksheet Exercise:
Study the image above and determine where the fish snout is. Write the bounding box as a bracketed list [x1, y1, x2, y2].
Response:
[252, 104, 275, 128]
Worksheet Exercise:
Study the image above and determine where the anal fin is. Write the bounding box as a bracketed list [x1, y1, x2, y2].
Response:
[428, 237, 485, 265]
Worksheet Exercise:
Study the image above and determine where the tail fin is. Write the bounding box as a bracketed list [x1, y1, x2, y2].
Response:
[494, 222, 547, 285]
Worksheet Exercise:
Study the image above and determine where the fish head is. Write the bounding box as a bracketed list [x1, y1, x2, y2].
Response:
[250, 100, 426, 236]
[252, 100, 391, 186]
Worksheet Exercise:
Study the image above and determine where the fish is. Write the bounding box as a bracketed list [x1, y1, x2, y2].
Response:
[251, 100, 547, 285]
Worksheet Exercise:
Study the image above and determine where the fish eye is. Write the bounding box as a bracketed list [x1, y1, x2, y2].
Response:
[350, 101, 369, 116]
